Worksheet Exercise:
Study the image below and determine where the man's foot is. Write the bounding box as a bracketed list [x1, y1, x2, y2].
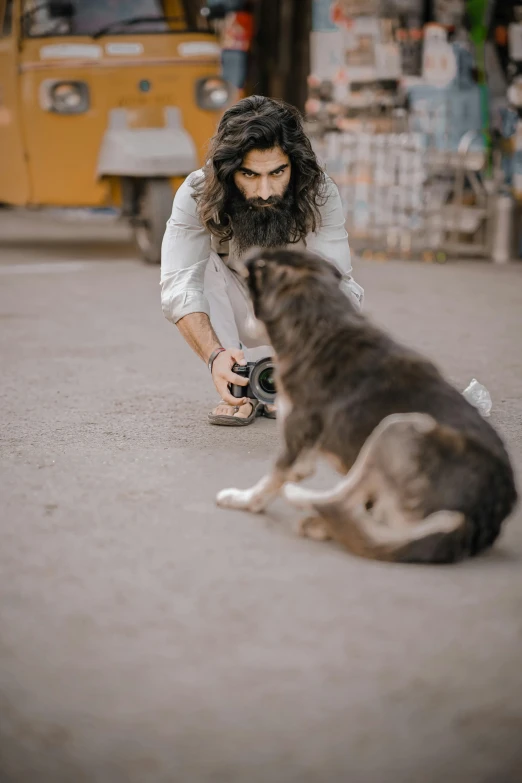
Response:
[208, 399, 261, 426]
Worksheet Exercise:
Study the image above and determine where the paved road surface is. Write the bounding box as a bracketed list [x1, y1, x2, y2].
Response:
[1, 209, 522, 783]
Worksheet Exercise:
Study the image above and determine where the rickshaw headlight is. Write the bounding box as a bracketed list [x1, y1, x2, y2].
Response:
[49, 81, 89, 114]
[195, 77, 232, 110]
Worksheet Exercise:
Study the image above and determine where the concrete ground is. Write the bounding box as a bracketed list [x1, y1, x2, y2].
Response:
[1, 208, 521, 783]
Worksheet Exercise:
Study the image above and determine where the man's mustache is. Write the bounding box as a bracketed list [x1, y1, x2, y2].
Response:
[244, 195, 285, 208]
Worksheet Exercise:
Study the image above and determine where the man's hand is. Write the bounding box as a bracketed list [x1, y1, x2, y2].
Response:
[176, 314, 250, 406]
[212, 348, 249, 405]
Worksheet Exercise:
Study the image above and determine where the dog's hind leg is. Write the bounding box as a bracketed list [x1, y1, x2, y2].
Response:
[286, 412, 467, 562]
[283, 412, 437, 511]
[285, 419, 385, 542]
[284, 463, 367, 510]
[283, 437, 374, 512]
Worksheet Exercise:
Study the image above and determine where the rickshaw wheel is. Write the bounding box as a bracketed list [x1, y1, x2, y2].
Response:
[133, 179, 173, 265]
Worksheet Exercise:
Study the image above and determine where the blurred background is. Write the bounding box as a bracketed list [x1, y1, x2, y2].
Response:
[1, 0, 522, 263]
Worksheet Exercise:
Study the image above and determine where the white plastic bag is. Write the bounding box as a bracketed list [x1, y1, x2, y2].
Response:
[462, 378, 492, 418]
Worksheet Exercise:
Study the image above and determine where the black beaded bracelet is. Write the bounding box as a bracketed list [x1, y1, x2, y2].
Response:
[208, 347, 225, 373]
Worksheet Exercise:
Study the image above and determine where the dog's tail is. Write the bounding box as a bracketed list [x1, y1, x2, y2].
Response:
[284, 412, 475, 564]
[287, 491, 466, 564]
[321, 504, 466, 564]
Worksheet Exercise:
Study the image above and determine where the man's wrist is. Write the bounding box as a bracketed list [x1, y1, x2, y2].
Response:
[207, 346, 225, 373]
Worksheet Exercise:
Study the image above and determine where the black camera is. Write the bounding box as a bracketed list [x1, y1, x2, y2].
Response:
[229, 357, 276, 406]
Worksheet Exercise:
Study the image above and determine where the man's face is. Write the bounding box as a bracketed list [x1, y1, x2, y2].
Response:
[226, 146, 296, 255]
[233, 147, 291, 204]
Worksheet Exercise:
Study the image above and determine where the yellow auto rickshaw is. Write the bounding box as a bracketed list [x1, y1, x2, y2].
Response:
[0, 0, 236, 262]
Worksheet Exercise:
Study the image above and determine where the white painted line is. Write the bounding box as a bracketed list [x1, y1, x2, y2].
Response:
[0, 262, 90, 275]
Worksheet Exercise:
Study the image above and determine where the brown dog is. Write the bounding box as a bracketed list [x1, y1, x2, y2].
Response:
[216, 248, 517, 563]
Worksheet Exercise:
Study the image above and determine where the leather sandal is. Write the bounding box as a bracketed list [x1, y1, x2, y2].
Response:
[208, 399, 262, 426]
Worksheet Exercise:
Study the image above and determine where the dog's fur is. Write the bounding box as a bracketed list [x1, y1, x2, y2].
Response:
[216, 248, 518, 563]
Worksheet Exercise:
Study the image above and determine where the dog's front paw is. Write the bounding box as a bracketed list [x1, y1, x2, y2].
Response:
[216, 487, 247, 509]
[216, 487, 265, 513]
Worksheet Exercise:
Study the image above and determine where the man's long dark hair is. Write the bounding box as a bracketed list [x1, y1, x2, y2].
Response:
[192, 95, 327, 245]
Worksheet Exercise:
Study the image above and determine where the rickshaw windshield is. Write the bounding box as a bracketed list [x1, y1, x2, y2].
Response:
[22, 0, 210, 38]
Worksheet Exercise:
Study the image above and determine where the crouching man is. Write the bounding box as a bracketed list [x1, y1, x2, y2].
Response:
[161, 95, 363, 425]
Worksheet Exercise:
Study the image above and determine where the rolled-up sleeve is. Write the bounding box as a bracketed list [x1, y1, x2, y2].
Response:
[306, 175, 364, 309]
[160, 170, 212, 324]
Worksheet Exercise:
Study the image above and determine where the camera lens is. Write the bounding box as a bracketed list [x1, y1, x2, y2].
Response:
[250, 357, 277, 405]
[258, 367, 276, 395]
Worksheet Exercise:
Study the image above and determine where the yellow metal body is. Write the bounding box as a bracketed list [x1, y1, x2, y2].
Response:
[0, 0, 227, 207]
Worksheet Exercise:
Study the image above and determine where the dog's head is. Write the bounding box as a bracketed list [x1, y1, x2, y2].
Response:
[238, 247, 343, 324]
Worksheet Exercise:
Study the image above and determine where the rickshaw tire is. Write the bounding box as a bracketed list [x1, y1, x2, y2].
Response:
[134, 178, 174, 265]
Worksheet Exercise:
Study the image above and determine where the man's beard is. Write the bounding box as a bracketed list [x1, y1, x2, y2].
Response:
[225, 183, 297, 256]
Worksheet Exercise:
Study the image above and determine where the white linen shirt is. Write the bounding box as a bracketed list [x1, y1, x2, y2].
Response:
[160, 170, 363, 324]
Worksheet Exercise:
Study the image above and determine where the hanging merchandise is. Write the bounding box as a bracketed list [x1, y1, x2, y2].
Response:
[335, 0, 381, 17]
[221, 9, 254, 52]
[220, 9, 254, 89]
[307, 0, 510, 261]
[433, 0, 466, 28]
[309, 0, 406, 129]
[508, 17, 522, 62]
[396, 27, 423, 76]
[422, 23, 458, 87]
[202, 1, 254, 90]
